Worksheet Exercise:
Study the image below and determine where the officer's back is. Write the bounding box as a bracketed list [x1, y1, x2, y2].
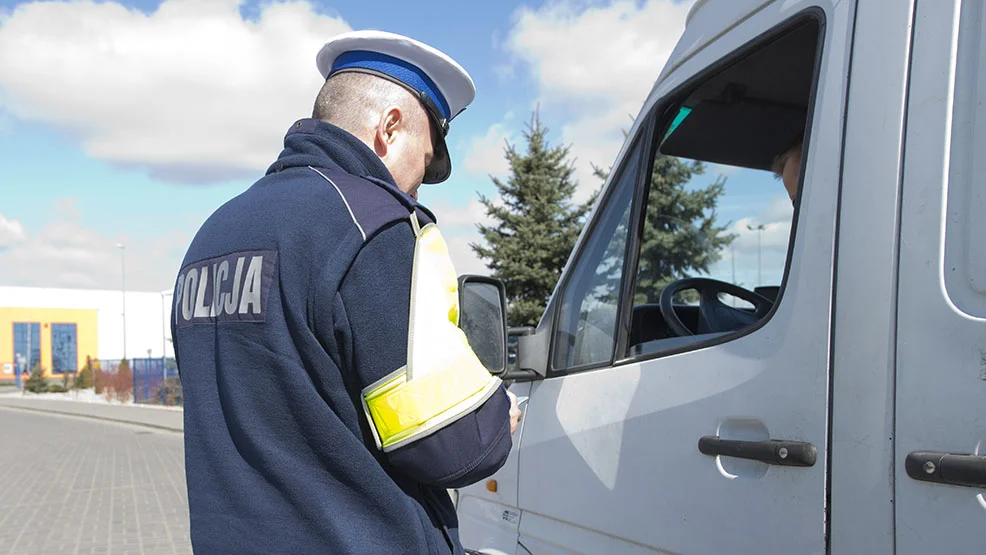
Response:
[171, 31, 516, 555]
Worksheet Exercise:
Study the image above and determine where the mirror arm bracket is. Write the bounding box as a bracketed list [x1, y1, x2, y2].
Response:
[517, 329, 549, 378]
[499, 368, 541, 382]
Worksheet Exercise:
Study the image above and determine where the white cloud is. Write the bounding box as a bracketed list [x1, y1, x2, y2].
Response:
[705, 194, 795, 287]
[0, 0, 351, 182]
[505, 0, 692, 197]
[507, 1, 690, 103]
[0, 211, 27, 249]
[462, 120, 515, 178]
[760, 194, 795, 222]
[429, 197, 496, 277]
[0, 200, 190, 291]
[445, 232, 489, 277]
[708, 163, 744, 178]
[728, 194, 796, 256]
[729, 217, 791, 254]
[430, 197, 495, 230]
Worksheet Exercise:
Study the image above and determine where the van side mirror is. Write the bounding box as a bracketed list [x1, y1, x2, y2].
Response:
[458, 275, 508, 375]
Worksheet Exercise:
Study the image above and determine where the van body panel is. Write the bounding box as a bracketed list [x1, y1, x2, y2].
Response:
[663, 0, 773, 81]
[457, 381, 531, 553]
[827, 0, 914, 552]
[894, 0, 986, 552]
[456, 0, 984, 553]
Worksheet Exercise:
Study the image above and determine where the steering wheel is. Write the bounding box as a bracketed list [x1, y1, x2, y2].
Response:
[659, 277, 773, 336]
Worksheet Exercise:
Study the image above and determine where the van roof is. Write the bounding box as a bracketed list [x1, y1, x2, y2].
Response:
[665, 0, 774, 80]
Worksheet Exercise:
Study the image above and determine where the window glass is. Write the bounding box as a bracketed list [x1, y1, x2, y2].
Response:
[552, 141, 642, 370]
[51, 323, 78, 374]
[628, 19, 819, 357]
[942, 0, 986, 318]
[13, 322, 41, 371]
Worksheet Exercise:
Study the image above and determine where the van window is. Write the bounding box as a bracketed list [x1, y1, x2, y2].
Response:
[627, 18, 820, 358]
[551, 139, 643, 371]
[942, 0, 986, 319]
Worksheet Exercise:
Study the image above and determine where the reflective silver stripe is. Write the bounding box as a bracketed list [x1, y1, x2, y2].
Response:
[309, 166, 366, 241]
[362, 365, 407, 397]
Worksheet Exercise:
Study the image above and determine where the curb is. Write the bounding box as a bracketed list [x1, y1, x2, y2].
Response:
[0, 402, 184, 434]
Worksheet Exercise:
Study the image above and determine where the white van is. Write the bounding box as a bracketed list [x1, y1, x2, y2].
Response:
[452, 0, 986, 553]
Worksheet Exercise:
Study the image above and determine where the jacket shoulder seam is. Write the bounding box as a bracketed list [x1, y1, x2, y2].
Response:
[309, 166, 367, 241]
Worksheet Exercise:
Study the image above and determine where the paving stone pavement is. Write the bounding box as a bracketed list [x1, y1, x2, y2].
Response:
[0, 397, 182, 433]
[0, 407, 191, 555]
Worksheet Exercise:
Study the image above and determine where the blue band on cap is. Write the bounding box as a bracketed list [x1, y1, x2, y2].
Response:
[330, 50, 451, 121]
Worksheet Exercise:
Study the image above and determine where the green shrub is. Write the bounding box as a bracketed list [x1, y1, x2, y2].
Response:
[154, 377, 183, 406]
[114, 359, 133, 403]
[94, 369, 106, 395]
[24, 362, 48, 394]
[73, 357, 94, 389]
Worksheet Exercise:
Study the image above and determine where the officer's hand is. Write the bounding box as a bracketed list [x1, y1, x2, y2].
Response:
[506, 390, 522, 435]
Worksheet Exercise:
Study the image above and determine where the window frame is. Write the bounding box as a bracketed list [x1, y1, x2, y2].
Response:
[622, 9, 827, 365]
[50, 322, 78, 375]
[13, 321, 42, 370]
[547, 117, 656, 377]
[544, 8, 827, 377]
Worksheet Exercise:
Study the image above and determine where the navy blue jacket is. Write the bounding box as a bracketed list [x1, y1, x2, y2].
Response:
[171, 119, 512, 555]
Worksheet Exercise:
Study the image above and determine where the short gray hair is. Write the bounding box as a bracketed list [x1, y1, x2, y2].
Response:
[771, 136, 803, 178]
[312, 72, 426, 136]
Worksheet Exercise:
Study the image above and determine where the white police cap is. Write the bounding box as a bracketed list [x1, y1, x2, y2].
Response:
[316, 30, 476, 184]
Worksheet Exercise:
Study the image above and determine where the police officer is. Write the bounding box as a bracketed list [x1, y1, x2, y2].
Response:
[171, 30, 520, 555]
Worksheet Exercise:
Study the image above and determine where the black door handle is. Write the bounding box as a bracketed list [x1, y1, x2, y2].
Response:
[699, 436, 817, 467]
[906, 451, 986, 488]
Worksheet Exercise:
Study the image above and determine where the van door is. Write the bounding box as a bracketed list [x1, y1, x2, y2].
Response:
[455, 381, 530, 553]
[514, 3, 852, 554]
[894, 0, 986, 551]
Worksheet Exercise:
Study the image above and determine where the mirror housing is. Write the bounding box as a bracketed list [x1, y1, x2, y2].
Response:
[458, 275, 508, 375]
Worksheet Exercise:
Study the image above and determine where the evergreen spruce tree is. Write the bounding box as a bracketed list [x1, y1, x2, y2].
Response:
[595, 153, 735, 304]
[472, 112, 597, 326]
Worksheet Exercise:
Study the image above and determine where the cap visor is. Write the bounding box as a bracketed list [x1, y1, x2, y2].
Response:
[423, 133, 451, 184]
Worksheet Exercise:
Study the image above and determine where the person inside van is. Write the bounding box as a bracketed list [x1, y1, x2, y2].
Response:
[772, 135, 803, 203]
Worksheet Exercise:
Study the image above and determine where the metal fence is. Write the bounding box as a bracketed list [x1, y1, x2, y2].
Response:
[92, 358, 182, 406]
[132, 358, 181, 405]
[93, 358, 124, 374]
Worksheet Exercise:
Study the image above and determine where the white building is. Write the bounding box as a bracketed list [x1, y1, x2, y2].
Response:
[0, 286, 174, 370]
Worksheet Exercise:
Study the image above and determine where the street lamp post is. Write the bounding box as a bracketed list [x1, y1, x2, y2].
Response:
[116, 244, 127, 361]
[160, 291, 168, 359]
[746, 224, 766, 287]
[14, 353, 23, 390]
[160, 290, 172, 391]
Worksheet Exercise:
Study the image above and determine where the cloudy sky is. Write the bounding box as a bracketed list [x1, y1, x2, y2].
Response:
[0, 0, 791, 294]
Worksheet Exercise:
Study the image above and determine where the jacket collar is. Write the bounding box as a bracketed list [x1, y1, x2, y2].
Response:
[266, 118, 437, 223]
[267, 118, 397, 186]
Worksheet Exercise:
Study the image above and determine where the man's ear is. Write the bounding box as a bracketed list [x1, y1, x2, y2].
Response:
[373, 106, 402, 158]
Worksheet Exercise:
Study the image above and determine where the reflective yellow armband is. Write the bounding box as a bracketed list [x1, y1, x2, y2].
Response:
[361, 212, 502, 452]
